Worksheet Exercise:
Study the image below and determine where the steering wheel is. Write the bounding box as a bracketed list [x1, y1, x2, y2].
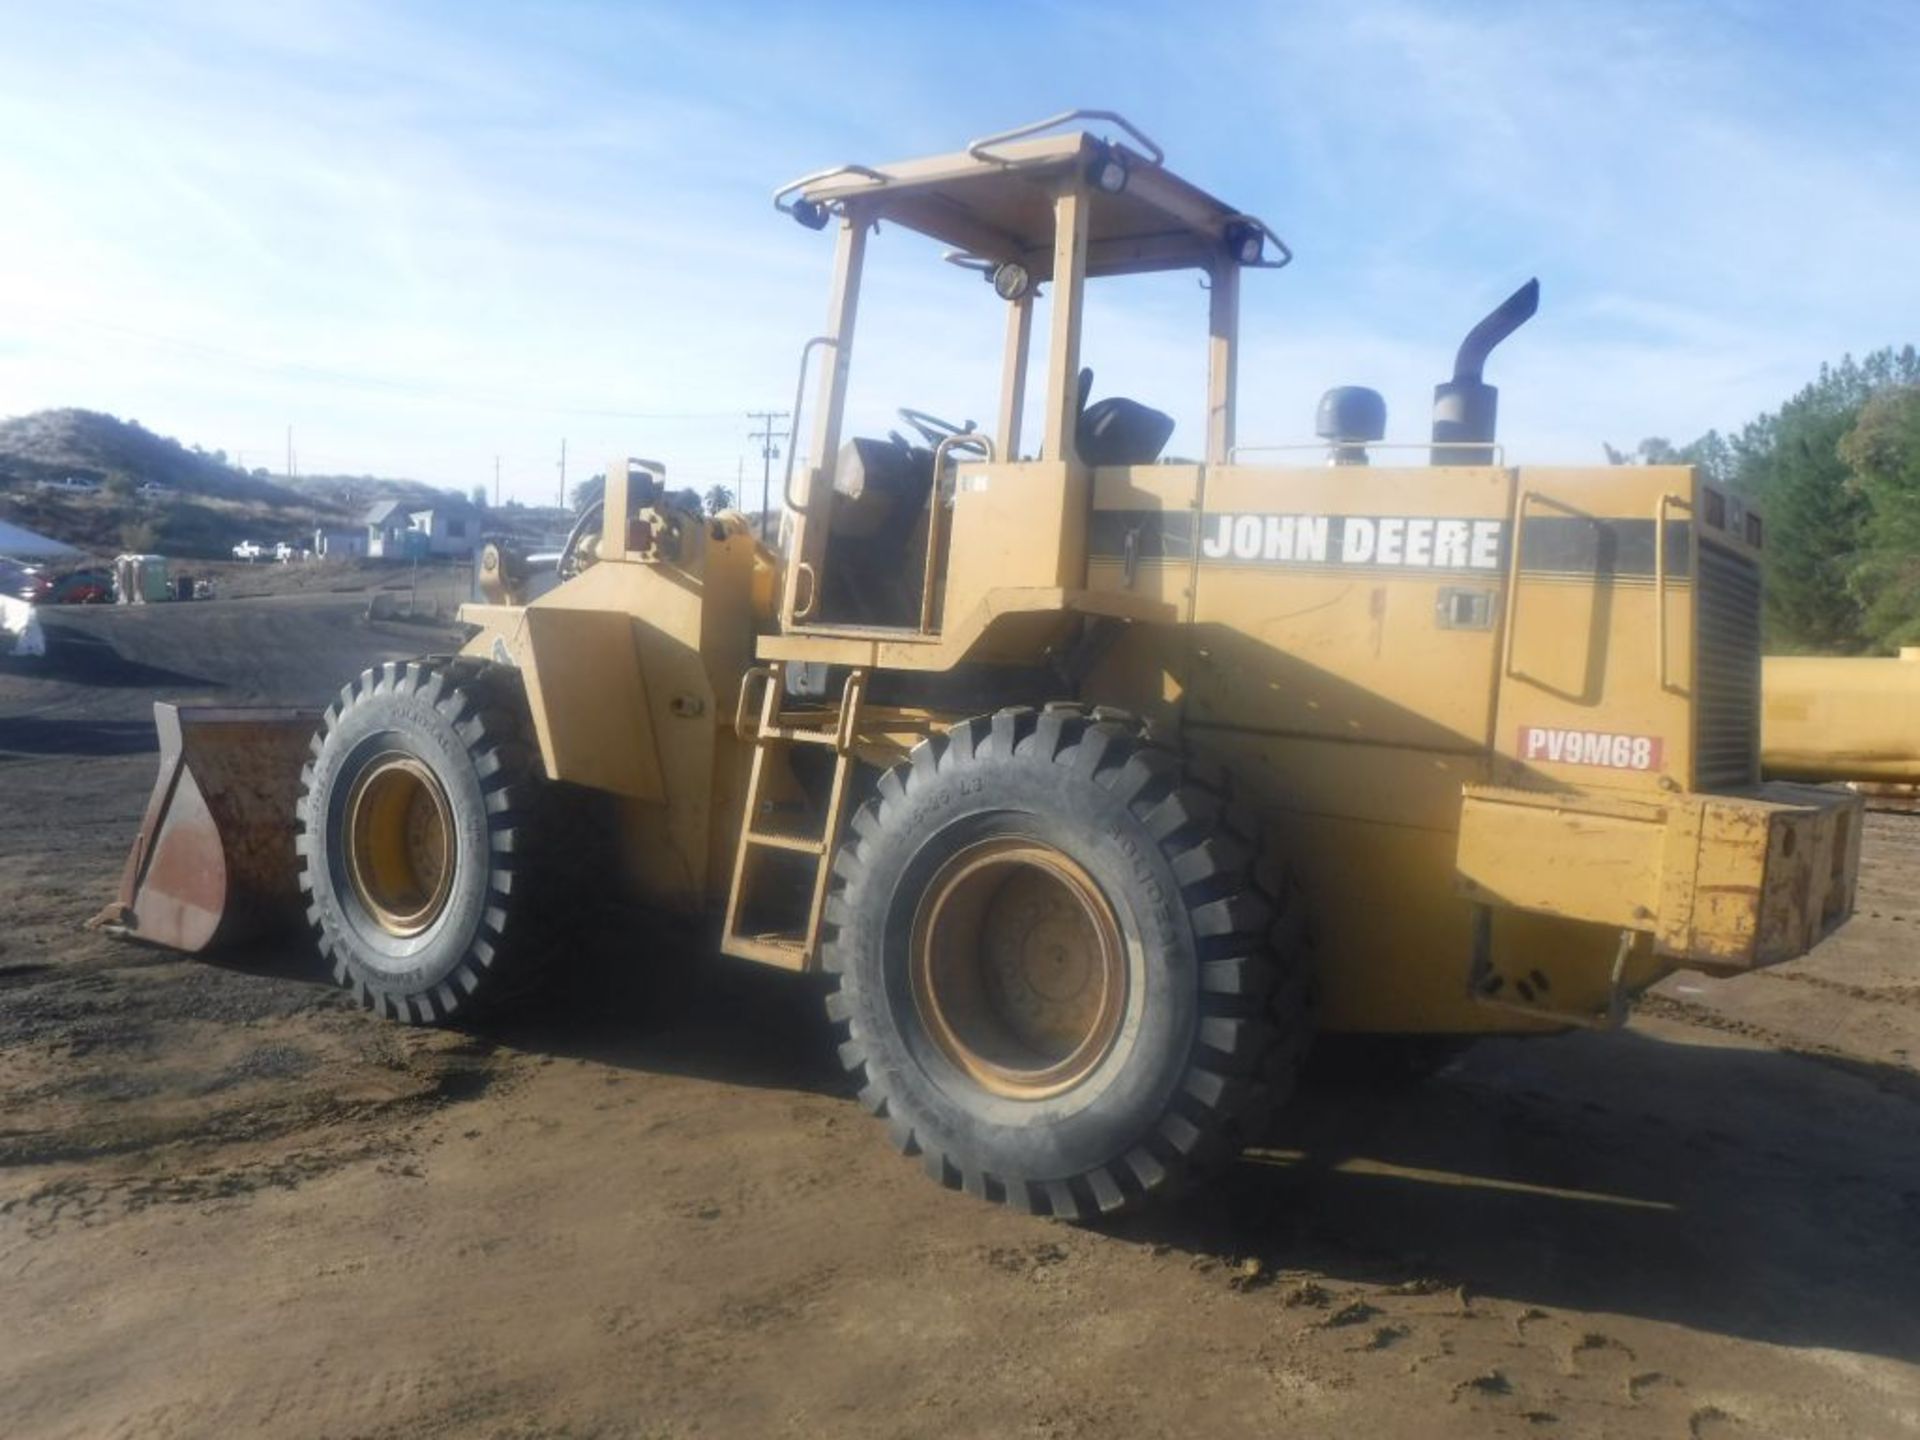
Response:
[896, 407, 971, 447]
[556, 499, 604, 580]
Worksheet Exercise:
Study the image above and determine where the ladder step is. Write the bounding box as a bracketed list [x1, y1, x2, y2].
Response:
[763, 725, 840, 747]
[721, 933, 810, 970]
[744, 828, 827, 855]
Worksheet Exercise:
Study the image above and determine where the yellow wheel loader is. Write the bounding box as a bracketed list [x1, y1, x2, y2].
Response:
[103, 112, 1862, 1218]
[1765, 648, 1920, 789]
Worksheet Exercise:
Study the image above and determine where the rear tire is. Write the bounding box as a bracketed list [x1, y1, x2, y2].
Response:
[296, 659, 548, 1024]
[822, 705, 1311, 1219]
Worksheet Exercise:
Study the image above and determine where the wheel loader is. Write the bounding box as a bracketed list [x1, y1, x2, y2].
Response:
[101, 112, 1863, 1219]
[1763, 647, 1920, 807]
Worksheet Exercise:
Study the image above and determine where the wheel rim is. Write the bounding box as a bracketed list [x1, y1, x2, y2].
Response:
[910, 838, 1127, 1101]
[343, 753, 455, 937]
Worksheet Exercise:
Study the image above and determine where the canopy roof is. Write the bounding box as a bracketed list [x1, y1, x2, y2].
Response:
[0, 518, 81, 560]
[779, 112, 1288, 281]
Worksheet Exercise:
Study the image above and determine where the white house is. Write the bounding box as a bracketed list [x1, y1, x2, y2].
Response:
[406, 505, 478, 557]
[363, 498, 479, 559]
[314, 527, 368, 560]
[363, 500, 415, 559]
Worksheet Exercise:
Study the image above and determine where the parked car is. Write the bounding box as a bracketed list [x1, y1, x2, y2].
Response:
[232, 540, 264, 561]
[273, 541, 300, 562]
[32, 476, 102, 494]
[0, 559, 36, 600]
[25, 567, 114, 604]
[137, 482, 176, 499]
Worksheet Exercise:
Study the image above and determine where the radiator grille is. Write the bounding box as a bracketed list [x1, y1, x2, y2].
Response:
[1694, 540, 1762, 789]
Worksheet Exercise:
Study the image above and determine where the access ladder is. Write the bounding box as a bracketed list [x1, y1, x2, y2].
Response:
[720, 664, 867, 971]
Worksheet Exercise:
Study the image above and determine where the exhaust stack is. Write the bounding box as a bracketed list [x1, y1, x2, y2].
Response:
[1431, 278, 1539, 465]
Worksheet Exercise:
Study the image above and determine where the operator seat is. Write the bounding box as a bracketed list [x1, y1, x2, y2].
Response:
[1074, 368, 1175, 467]
[829, 434, 934, 539]
[817, 433, 936, 626]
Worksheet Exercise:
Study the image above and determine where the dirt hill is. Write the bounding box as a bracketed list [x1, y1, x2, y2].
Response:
[0, 410, 483, 560]
[0, 409, 298, 503]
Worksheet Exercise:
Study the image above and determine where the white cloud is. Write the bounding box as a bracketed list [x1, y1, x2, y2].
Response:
[1, 1, 1916, 490]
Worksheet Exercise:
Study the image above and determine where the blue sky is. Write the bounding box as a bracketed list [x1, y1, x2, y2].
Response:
[3, 0, 1917, 501]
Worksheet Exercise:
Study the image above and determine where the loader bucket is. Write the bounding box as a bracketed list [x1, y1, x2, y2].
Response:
[95, 703, 322, 953]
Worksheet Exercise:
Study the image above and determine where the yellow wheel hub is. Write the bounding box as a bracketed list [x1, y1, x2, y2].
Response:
[343, 753, 455, 937]
[910, 839, 1127, 1100]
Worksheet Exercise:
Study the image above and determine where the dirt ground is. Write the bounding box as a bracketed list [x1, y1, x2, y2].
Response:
[2, 595, 1917, 1439]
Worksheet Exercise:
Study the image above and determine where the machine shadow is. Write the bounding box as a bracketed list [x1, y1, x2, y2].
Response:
[1112, 1027, 1920, 1363]
[194, 911, 1919, 1361]
[2, 623, 222, 692]
[195, 911, 842, 1097]
[0, 716, 162, 757]
[469, 912, 844, 1098]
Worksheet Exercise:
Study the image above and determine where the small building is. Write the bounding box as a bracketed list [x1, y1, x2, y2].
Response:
[362, 498, 479, 559]
[363, 500, 413, 559]
[313, 527, 368, 560]
[113, 553, 171, 604]
[406, 504, 478, 557]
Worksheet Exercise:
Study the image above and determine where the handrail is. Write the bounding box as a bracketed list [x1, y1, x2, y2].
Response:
[1500, 490, 1540, 681]
[1500, 488, 1603, 686]
[733, 665, 775, 739]
[1220, 212, 1294, 269]
[772, 163, 889, 216]
[782, 336, 835, 513]
[835, 670, 867, 754]
[791, 561, 819, 621]
[966, 109, 1165, 167]
[1226, 439, 1508, 466]
[1655, 492, 1692, 692]
[942, 250, 996, 274]
[920, 432, 996, 633]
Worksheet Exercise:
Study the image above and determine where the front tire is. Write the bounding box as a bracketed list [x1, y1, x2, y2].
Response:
[823, 706, 1311, 1219]
[296, 659, 548, 1024]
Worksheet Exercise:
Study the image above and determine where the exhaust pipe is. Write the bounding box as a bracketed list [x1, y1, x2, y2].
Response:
[1431, 278, 1539, 465]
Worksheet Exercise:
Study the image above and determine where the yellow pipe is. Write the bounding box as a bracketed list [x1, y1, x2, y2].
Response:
[1763, 648, 1920, 783]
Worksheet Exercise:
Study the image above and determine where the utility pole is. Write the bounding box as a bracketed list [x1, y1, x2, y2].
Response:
[746, 410, 789, 541]
[285, 425, 294, 480]
[493, 455, 501, 508]
[557, 438, 568, 510]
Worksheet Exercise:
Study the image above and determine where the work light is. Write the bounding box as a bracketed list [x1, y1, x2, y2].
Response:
[1087, 146, 1129, 194]
[1224, 220, 1263, 265]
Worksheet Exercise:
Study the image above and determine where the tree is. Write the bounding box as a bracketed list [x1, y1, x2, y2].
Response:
[469, 485, 488, 510]
[702, 484, 735, 516]
[1678, 431, 1735, 489]
[571, 475, 604, 512]
[1729, 348, 1920, 651]
[1840, 384, 1920, 648]
[1601, 434, 1732, 480]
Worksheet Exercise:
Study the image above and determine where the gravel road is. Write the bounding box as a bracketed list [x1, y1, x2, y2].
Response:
[2, 595, 1916, 1439]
